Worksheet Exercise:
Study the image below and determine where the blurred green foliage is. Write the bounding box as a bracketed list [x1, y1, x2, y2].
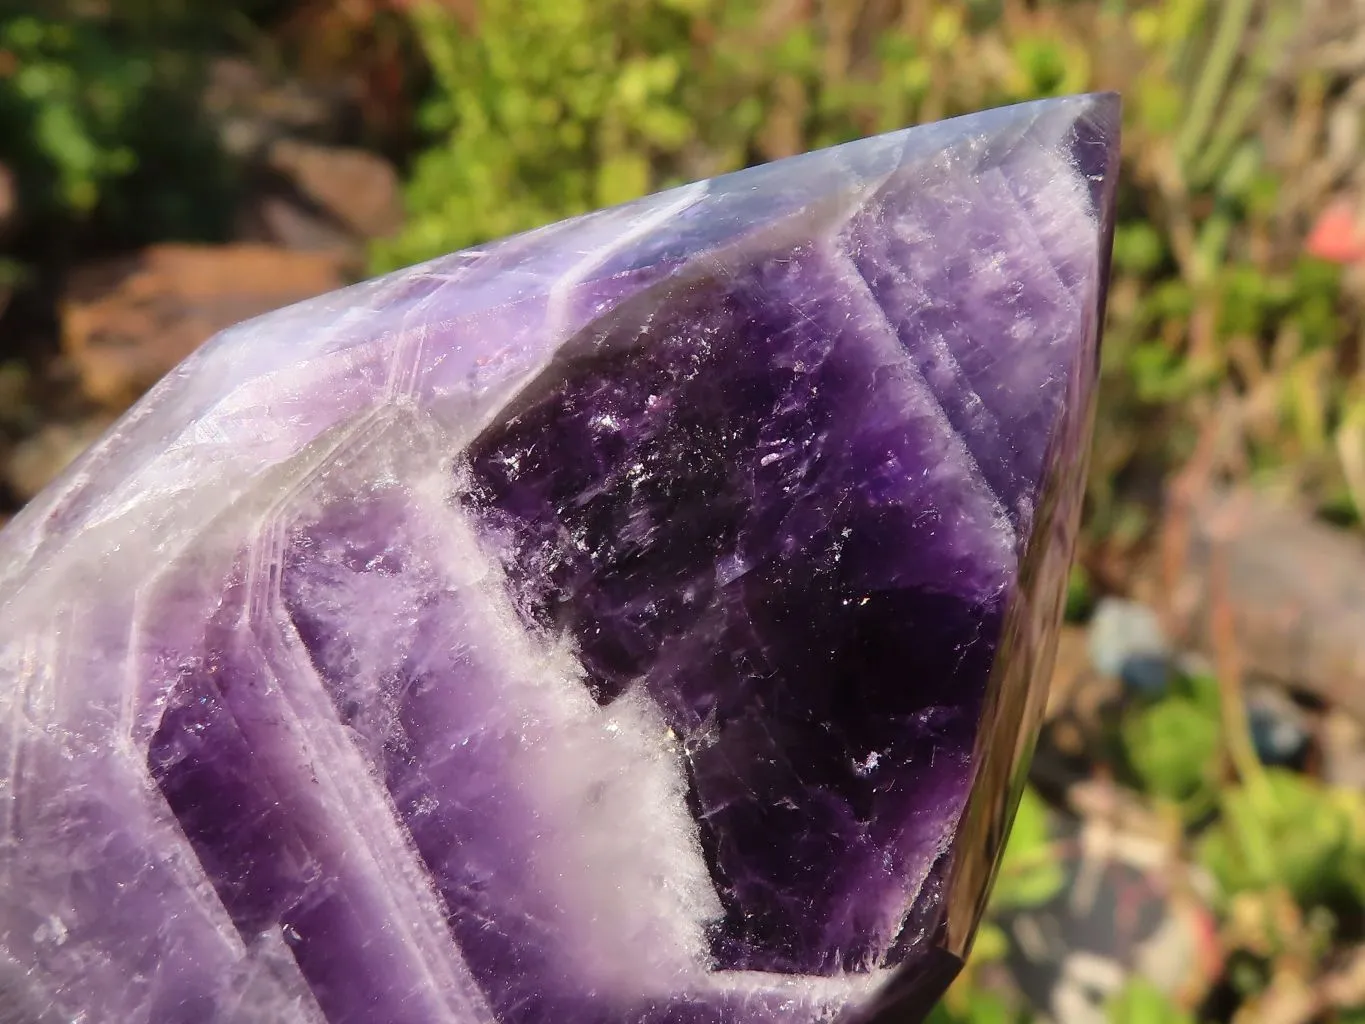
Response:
[0, 2, 240, 251]
[988, 785, 1066, 911]
[0, 13, 150, 217]
[1199, 770, 1365, 911]
[1107, 978, 1198, 1024]
[1120, 670, 1223, 815]
[383, 0, 1361, 543]
[374, 0, 1106, 269]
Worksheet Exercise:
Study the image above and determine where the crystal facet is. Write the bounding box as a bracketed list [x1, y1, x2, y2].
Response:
[0, 95, 1119, 1024]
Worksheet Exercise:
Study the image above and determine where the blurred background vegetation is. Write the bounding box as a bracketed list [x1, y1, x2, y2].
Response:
[6, 1, 1365, 1022]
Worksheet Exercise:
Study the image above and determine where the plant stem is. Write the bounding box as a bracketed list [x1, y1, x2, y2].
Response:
[1208, 535, 1273, 803]
[1177, 0, 1255, 172]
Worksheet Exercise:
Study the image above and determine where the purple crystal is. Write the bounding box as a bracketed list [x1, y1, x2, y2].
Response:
[0, 95, 1119, 1024]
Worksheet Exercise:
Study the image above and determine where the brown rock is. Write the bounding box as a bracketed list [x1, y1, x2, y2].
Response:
[236, 192, 358, 256]
[203, 58, 356, 157]
[0, 163, 17, 318]
[266, 138, 403, 241]
[1320, 709, 1365, 789]
[1155, 486, 1365, 724]
[0, 162, 16, 238]
[62, 244, 346, 408]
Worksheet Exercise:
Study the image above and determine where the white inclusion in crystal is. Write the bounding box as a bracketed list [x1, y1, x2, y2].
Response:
[854, 750, 881, 777]
[430, 492, 724, 993]
[715, 551, 753, 587]
[691, 967, 892, 1021]
[32, 916, 68, 946]
[518, 674, 725, 991]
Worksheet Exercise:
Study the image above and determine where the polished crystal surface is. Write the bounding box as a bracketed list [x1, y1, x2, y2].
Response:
[0, 94, 1119, 1024]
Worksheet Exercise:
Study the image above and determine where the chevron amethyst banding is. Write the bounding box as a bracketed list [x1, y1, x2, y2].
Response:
[0, 94, 1119, 1024]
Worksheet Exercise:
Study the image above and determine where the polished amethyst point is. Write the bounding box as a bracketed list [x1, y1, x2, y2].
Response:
[0, 95, 1119, 1024]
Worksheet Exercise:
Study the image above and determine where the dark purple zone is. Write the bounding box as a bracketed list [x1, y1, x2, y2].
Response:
[460, 246, 1006, 974]
[142, 227, 1059, 1021]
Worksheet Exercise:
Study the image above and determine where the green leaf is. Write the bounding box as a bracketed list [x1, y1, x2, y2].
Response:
[595, 151, 651, 208]
[1112, 222, 1167, 276]
[1197, 770, 1365, 908]
[1107, 978, 1195, 1024]
[1120, 693, 1221, 808]
[968, 922, 1009, 966]
[928, 989, 1024, 1024]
